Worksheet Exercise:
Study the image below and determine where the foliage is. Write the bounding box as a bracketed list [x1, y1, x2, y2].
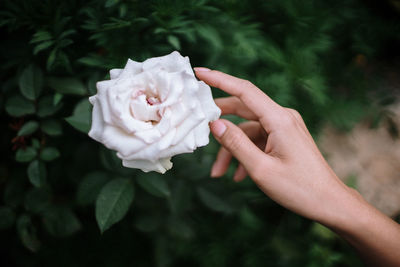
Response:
[1, 0, 399, 266]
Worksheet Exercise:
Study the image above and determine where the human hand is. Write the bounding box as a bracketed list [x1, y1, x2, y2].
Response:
[194, 67, 358, 226]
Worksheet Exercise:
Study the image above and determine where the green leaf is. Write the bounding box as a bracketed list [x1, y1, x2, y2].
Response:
[17, 121, 39, 136]
[43, 206, 81, 237]
[47, 49, 57, 70]
[59, 29, 76, 39]
[239, 207, 263, 230]
[58, 51, 72, 71]
[119, 3, 127, 17]
[40, 147, 60, 161]
[167, 35, 181, 50]
[5, 95, 35, 117]
[0, 206, 16, 230]
[16, 147, 37, 162]
[30, 30, 52, 43]
[24, 187, 51, 213]
[88, 73, 101, 95]
[78, 54, 111, 69]
[37, 95, 62, 117]
[154, 28, 167, 34]
[65, 116, 91, 133]
[47, 77, 87, 95]
[17, 214, 41, 252]
[311, 223, 336, 240]
[136, 173, 170, 198]
[41, 119, 62, 136]
[65, 98, 92, 133]
[58, 38, 73, 48]
[99, 147, 127, 173]
[18, 65, 43, 100]
[95, 178, 134, 233]
[300, 75, 327, 105]
[105, 0, 120, 7]
[33, 40, 54, 55]
[78, 56, 104, 68]
[53, 93, 63, 106]
[195, 24, 222, 49]
[196, 187, 234, 214]
[27, 160, 46, 187]
[102, 18, 131, 31]
[262, 40, 286, 67]
[32, 138, 41, 149]
[76, 171, 109, 206]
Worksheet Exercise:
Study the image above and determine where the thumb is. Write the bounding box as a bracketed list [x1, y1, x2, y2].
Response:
[210, 119, 269, 177]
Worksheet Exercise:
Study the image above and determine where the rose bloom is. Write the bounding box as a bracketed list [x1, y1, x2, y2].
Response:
[88, 51, 220, 173]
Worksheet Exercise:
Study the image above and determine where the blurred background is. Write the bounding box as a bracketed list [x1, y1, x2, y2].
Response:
[1, 0, 399, 266]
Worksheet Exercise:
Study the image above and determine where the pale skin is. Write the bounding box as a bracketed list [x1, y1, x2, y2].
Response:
[194, 67, 400, 267]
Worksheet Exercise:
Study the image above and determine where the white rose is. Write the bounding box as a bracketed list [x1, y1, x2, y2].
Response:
[88, 51, 221, 173]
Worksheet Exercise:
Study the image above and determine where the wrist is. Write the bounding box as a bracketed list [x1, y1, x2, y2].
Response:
[317, 178, 369, 233]
[319, 181, 394, 246]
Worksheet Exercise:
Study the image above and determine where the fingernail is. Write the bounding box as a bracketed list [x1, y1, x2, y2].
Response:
[210, 163, 218, 177]
[194, 67, 211, 72]
[210, 120, 227, 138]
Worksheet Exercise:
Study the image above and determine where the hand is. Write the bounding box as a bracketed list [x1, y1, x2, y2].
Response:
[194, 67, 400, 267]
[196, 67, 354, 225]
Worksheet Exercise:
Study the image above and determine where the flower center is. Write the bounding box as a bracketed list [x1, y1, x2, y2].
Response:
[130, 90, 162, 123]
[146, 96, 160, 106]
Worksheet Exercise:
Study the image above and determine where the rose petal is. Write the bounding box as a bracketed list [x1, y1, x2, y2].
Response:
[159, 157, 173, 171]
[122, 127, 175, 161]
[184, 130, 196, 150]
[134, 128, 162, 144]
[96, 79, 116, 92]
[158, 133, 197, 158]
[156, 71, 184, 107]
[102, 126, 147, 157]
[197, 81, 221, 121]
[118, 59, 142, 79]
[158, 127, 176, 150]
[88, 96, 105, 142]
[96, 80, 117, 124]
[109, 68, 123, 79]
[161, 103, 188, 130]
[142, 51, 192, 74]
[156, 108, 172, 135]
[122, 157, 172, 173]
[193, 119, 211, 147]
[171, 102, 205, 146]
[126, 125, 198, 161]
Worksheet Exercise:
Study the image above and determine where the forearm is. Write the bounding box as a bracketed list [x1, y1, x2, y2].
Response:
[325, 187, 400, 266]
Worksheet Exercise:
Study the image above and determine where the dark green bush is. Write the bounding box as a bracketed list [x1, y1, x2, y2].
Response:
[1, 0, 399, 266]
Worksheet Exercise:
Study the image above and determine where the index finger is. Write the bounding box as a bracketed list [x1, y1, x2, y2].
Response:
[195, 68, 283, 132]
[215, 97, 257, 121]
